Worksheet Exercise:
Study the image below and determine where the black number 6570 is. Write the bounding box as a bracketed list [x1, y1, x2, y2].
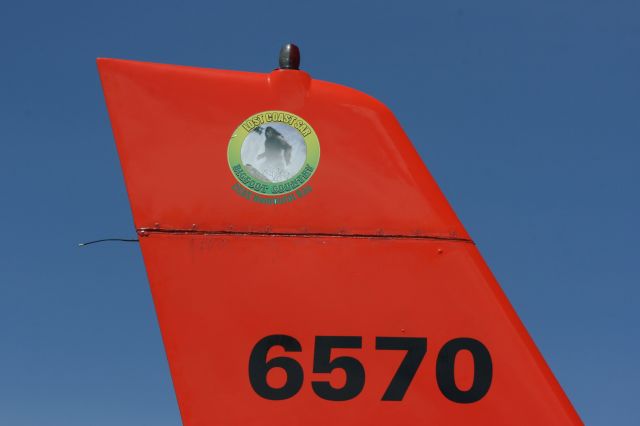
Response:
[248, 335, 492, 403]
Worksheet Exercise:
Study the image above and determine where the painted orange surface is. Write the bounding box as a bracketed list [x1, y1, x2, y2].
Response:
[98, 58, 582, 425]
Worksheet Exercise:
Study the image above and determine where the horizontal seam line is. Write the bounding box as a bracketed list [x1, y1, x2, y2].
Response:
[137, 228, 475, 244]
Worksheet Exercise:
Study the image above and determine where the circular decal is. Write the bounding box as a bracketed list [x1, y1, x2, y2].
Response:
[228, 110, 320, 196]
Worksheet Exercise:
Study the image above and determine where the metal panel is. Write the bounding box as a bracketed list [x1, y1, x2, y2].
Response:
[140, 233, 580, 425]
[98, 58, 467, 240]
[98, 58, 582, 425]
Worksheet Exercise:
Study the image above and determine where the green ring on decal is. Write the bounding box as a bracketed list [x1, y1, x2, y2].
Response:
[227, 110, 320, 196]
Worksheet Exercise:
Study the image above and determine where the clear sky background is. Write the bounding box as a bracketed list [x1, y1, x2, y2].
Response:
[1, 1, 638, 425]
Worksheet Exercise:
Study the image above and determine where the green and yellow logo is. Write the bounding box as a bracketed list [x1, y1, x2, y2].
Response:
[227, 110, 320, 204]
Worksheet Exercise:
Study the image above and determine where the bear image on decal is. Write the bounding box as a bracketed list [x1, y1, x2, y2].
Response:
[240, 123, 307, 183]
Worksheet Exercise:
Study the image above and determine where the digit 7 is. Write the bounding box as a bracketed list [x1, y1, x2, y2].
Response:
[376, 337, 427, 401]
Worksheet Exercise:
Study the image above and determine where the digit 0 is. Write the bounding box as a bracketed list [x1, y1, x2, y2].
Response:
[436, 337, 493, 403]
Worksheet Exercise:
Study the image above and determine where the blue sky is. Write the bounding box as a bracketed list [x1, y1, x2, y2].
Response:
[1, 1, 638, 424]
